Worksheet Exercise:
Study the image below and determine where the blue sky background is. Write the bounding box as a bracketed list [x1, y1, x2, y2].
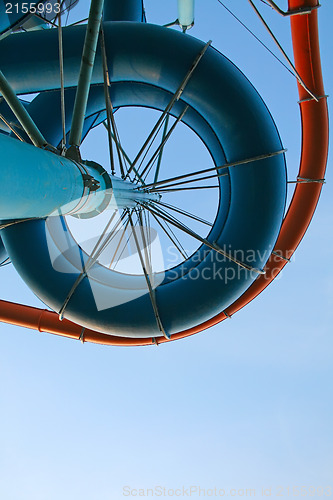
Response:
[0, 1, 332, 498]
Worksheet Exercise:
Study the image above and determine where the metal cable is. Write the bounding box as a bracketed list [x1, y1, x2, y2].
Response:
[217, 0, 318, 100]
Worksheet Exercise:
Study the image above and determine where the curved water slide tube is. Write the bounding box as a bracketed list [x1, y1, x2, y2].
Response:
[0, 0, 328, 345]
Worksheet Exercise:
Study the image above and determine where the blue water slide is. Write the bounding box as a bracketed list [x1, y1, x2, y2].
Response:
[103, 0, 145, 22]
[1, 21, 286, 338]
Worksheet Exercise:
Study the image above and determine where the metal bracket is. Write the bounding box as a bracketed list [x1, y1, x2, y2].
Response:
[0, 257, 11, 267]
[263, 0, 320, 17]
[65, 160, 103, 217]
[82, 173, 101, 192]
[288, 177, 326, 184]
[298, 94, 328, 104]
[65, 144, 82, 163]
[79, 328, 85, 344]
[271, 250, 291, 262]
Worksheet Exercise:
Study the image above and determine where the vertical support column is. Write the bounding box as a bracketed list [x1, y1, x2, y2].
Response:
[67, 0, 105, 159]
[178, 0, 195, 31]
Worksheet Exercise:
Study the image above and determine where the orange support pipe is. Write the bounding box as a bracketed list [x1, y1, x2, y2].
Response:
[0, 0, 328, 346]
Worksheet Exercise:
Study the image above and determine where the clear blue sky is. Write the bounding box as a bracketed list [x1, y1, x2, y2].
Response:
[0, 1, 332, 498]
